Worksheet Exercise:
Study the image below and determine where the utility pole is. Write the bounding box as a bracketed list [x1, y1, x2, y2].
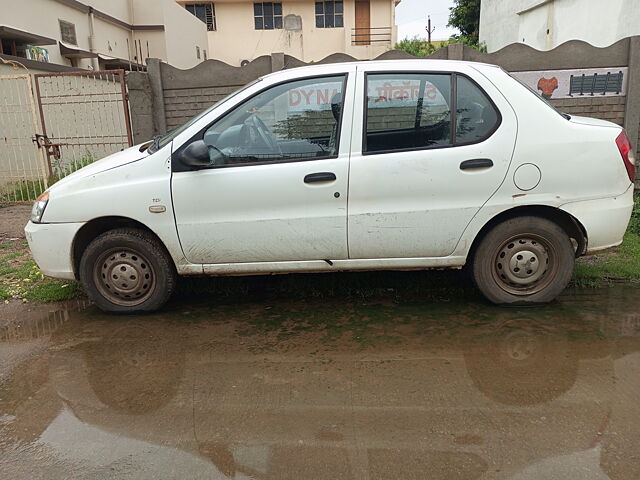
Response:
[425, 15, 435, 44]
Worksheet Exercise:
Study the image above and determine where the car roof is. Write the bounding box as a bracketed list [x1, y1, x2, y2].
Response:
[263, 59, 501, 80]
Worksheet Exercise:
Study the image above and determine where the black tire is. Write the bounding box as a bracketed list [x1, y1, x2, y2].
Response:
[472, 216, 575, 304]
[79, 228, 176, 313]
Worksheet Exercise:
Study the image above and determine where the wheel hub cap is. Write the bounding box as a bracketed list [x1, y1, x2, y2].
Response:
[508, 249, 540, 279]
[494, 236, 553, 294]
[108, 262, 142, 294]
[94, 250, 154, 306]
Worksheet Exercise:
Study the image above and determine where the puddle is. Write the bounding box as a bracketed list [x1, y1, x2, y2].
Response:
[1, 286, 639, 479]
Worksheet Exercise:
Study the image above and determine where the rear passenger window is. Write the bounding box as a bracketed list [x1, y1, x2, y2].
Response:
[456, 75, 499, 143]
[364, 72, 500, 154]
[365, 73, 452, 153]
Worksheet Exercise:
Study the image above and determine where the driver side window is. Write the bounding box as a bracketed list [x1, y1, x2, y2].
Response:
[203, 75, 346, 166]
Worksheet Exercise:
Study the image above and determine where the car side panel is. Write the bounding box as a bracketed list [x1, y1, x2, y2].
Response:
[450, 65, 632, 258]
[346, 64, 519, 259]
[39, 145, 201, 275]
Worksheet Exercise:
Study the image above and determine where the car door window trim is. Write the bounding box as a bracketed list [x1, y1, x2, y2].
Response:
[361, 70, 502, 156]
[172, 73, 349, 172]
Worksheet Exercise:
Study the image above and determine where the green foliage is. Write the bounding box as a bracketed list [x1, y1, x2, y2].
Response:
[23, 280, 82, 302]
[393, 34, 486, 59]
[573, 232, 640, 284]
[51, 151, 96, 181]
[0, 244, 82, 303]
[0, 180, 46, 203]
[447, 34, 488, 52]
[573, 195, 640, 285]
[394, 37, 446, 57]
[628, 193, 640, 235]
[447, 0, 482, 48]
[1, 151, 97, 203]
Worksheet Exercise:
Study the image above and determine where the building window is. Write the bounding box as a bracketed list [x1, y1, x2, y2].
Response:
[59, 20, 77, 45]
[203, 49, 207, 60]
[196, 46, 201, 59]
[254, 2, 282, 30]
[185, 3, 216, 31]
[315, 1, 343, 28]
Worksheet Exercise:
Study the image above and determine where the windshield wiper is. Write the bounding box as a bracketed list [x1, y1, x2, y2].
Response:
[142, 134, 163, 153]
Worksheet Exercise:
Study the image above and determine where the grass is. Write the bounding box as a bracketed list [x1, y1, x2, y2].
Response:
[0, 285, 10, 301]
[0, 151, 96, 203]
[572, 194, 640, 286]
[0, 242, 82, 304]
[0, 180, 46, 203]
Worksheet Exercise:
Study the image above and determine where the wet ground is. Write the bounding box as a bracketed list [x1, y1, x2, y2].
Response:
[1, 286, 639, 479]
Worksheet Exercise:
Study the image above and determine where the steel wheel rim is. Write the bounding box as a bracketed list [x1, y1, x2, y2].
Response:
[492, 234, 557, 296]
[93, 248, 155, 307]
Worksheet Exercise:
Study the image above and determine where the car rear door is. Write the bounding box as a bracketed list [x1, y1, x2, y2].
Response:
[347, 64, 517, 259]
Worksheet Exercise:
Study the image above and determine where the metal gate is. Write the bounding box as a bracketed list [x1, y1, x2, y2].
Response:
[0, 74, 49, 203]
[34, 69, 133, 182]
[0, 69, 133, 204]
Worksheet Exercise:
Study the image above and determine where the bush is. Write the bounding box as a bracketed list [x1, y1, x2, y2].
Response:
[394, 37, 446, 57]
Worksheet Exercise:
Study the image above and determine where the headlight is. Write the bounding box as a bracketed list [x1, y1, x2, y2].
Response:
[31, 191, 49, 223]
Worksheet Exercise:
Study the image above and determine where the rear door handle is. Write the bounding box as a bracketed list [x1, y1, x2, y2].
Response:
[304, 172, 336, 183]
[460, 158, 493, 170]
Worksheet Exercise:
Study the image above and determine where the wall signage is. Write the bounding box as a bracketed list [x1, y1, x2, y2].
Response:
[511, 67, 628, 100]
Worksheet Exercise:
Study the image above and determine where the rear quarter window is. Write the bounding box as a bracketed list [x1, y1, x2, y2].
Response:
[456, 75, 500, 143]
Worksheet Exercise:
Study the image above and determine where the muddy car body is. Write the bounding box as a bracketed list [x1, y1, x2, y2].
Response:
[25, 60, 635, 312]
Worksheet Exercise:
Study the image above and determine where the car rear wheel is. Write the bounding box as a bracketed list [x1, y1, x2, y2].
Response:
[472, 216, 575, 304]
[79, 228, 176, 313]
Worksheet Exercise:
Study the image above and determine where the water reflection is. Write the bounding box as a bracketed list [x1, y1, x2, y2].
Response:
[1, 287, 639, 479]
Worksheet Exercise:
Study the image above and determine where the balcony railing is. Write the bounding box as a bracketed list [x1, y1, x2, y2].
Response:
[351, 27, 392, 46]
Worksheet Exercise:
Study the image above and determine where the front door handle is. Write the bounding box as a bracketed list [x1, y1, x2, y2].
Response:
[460, 158, 493, 170]
[304, 172, 336, 183]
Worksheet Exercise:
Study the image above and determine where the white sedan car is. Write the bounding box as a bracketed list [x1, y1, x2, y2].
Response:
[25, 60, 635, 313]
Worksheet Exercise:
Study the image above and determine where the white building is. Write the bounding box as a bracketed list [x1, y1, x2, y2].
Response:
[479, 0, 640, 52]
[176, 0, 400, 66]
[0, 0, 209, 72]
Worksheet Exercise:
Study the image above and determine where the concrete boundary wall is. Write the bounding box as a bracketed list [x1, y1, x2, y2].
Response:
[127, 36, 640, 170]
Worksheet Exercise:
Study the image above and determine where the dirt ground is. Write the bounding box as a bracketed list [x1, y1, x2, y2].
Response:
[0, 205, 31, 239]
[0, 286, 639, 479]
[0, 205, 81, 309]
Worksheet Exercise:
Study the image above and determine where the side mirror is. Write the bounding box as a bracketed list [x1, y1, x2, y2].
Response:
[179, 140, 212, 168]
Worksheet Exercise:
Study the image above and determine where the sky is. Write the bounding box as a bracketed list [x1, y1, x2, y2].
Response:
[396, 0, 459, 42]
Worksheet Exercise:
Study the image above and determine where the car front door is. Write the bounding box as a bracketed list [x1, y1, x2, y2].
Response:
[347, 65, 517, 259]
[171, 71, 354, 265]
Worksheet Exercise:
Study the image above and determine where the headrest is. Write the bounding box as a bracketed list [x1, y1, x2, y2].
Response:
[331, 93, 342, 122]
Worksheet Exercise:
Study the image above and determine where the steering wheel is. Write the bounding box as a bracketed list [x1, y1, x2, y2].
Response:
[250, 114, 280, 154]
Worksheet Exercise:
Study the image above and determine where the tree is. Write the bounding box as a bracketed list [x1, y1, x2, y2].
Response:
[395, 0, 485, 58]
[447, 0, 481, 47]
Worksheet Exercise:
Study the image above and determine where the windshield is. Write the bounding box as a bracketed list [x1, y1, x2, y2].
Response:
[506, 71, 571, 120]
[148, 78, 262, 153]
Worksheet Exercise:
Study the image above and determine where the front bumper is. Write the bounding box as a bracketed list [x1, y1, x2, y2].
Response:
[25, 221, 85, 280]
[560, 184, 635, 254]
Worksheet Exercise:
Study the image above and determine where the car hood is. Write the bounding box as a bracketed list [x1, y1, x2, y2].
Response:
[50, 144, 149, 190]
[568, 115, 621, 129]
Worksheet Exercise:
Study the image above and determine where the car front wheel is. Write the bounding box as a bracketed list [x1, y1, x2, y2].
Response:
[472, 216, 575, 304]
[79, 228, 176, 313]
